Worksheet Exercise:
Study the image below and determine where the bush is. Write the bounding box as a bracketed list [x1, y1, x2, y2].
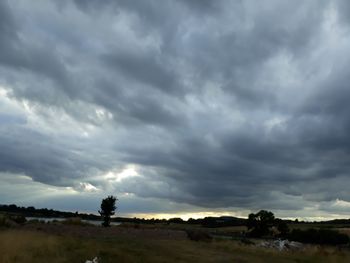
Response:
[275, 218, 289, 236]
[288, 228, 349, 245]
[61, 218, 91, 226]
[0, 214, 19, 228]
[9, 215, 26, 224]
[0, 215, 11, 227]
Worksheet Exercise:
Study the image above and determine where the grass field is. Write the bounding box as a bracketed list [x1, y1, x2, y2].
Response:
[0, 228, 350, 263]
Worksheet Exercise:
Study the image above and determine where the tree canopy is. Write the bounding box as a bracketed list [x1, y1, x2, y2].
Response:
[99, 195, 117, 227]
[247, 210, 279, 237]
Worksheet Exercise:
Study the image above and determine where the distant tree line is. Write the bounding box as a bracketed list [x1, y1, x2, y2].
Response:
[0, 204, 100, 220]
[189, 216, 247, 227]
[0, 203, 247, 227]
[2, 203, 350, 233]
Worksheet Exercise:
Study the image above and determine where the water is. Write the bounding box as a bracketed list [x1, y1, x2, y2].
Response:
[25, 217, 121, 226]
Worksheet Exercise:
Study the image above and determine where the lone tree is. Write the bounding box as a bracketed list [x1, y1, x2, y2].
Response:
[247, 210, 275, 237]
[247, 210, 289, 237]
[99, 195, 117, 227]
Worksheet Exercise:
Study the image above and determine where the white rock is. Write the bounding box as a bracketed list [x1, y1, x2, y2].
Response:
[85, 257, 99, 263]
[259, 239, 303, 251]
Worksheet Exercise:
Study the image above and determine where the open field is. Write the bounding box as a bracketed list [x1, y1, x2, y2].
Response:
[1, 225, 350, 263]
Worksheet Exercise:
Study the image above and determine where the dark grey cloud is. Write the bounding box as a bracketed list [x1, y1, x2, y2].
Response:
[1, 0, 350, 218]
[0, 124, 119, 186]
[102, 51, 182, 95]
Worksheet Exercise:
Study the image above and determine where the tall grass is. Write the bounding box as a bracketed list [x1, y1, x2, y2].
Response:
[0, 214, 19, 228]
[0, 229, 349, 262]
[0, 215, 10, 228]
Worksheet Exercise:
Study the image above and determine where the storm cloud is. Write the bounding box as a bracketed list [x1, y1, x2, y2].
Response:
[1, 0, 350, 219]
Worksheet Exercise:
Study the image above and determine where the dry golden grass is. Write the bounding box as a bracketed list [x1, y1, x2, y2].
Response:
[337, 228, 350, 236]
[0, 229, 349, 263]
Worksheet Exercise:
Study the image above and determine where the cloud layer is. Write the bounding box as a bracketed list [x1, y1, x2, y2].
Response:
[1, 0, 350, 218]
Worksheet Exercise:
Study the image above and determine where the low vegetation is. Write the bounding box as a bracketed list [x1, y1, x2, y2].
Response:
[61, 218, 92, 226]
[0, 229, 350, 263]
[1, 204, 350, 262]
[246, 210, 350, 246]
[0, 213, 26, 227]
[288, 228, 349, 245]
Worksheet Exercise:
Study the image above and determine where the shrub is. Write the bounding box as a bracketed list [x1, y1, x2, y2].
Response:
[0, 215, 10, 227]
[288, 228, 349, 245]
[9, 215, 27, 224]
[61, 218, 91, 226]
[0, 214, 18, 228]
[275, 218, 289, 237]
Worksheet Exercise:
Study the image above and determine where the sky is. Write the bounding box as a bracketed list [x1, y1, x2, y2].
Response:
[1, 0, 350, 220]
